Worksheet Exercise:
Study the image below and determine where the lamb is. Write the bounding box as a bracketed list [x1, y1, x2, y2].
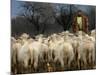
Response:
[53, 42, 65, 68]
[28, 37, 49, 69]
[63, 36, 75, 68]
[11, 37, 22, 65]
[11, 37, 22, 73]
[17, 39, 30, 69]
[48, 34, 57, 61]
[76, 33, 95, 68]
[15, 35, 34, 72]
[84, 34, 96, 65]
[28, 41, 41, 69]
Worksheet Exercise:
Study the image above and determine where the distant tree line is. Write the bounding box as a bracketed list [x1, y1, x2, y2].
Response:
[11, 2, 96, 36]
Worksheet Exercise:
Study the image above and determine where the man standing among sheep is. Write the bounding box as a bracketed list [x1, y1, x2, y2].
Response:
[72, 10, 89, 33]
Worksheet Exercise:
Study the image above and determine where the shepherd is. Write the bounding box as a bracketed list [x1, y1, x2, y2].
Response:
[72, 10, 89, 33]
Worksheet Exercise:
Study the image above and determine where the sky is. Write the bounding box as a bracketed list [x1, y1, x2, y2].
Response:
[11, 0, 22, 17]
[11, 0, 95, 17]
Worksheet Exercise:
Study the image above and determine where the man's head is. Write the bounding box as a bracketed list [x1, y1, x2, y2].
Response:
[77, 10, 82, 16]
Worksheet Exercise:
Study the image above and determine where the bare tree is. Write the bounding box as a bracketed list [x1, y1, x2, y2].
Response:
[19, 2, 55, 34]
[53, 4, 73, 31]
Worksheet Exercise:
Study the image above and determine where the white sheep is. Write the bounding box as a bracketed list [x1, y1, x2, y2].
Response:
[11, 38, 22, 65]
[76, 34, 95, 68]
[17, 40, 30, 69]
[28, 37, 49, 69]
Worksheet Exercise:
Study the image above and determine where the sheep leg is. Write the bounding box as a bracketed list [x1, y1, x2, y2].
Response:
[30, 51, 34, 66]
[59, 57, 64, 69]
[54, 56, 58, 62]
[49, 50, 53, 61]
[68, 54, 74, 69]
[88, 52, 92, 64]
[34, 55, 38, 72]
[48, 52, 51, 61]
[39, 52, 44, 62]
[77, 54, 81, 69]
[92, 49, 96, 66]
[23, 59, 28, 73]
[82, 55, 87, 68]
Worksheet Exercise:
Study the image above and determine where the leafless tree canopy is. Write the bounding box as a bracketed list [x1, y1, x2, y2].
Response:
[11, 1, 96, 36]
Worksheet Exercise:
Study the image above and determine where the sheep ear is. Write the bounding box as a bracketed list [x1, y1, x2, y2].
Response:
[48, 38, 50, 42]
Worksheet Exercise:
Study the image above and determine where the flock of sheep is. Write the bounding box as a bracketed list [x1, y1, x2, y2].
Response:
[11, 30, 96, 74]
